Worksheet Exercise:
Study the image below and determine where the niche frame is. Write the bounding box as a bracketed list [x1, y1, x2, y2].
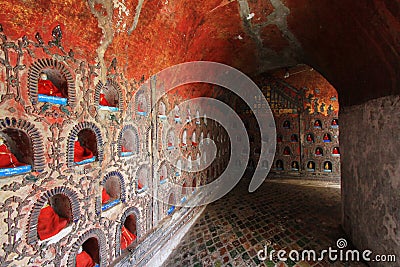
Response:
[27, 186, 80, 245]
[28, 58, 76, 106]
[94, 79, 123, 112]
[67, 228, 107, 267]
[134, 89, 150, 117]
[117, 125, 140, 157]
[0, 117, 45, 175]
[115, 207, 140, 256]
[67, 122, 103, 168]
[98, 171, 126, 213]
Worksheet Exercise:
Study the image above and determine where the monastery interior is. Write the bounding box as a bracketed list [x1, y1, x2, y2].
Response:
[0, 0, 399, 266]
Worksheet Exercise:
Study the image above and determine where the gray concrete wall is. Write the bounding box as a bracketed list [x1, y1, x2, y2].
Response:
[341, 95, 400, 266]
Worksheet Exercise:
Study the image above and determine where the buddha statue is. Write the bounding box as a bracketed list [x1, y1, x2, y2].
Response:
[0, 136, 25, 168]
[314, 120, 322, 128]
[332, 119, 338, 126]
[306, 134, 313, 142]
[99, 92, 112, 106]
[192, 132, 197, 147]
[75, 246, 95, 267]
[283, 121, 290, 129]
[138, 100, 144, 113]
[167, 133, 174, 148]
[174, 105, 180, 121]
[38, 72, 63, 97]
[333, 147, 340, 154]
[308, 162, 314, 169]
[323, 133, 330, 142]
[277, 135, 282, 143]
[120, 225, 137, 250]
[291, 134, 298, 142]
[283, 147, 290, 155]
[37, 203, 69, 240]
[121, 145, 131, 153]
[74, 137, 94, 163]
[292, 161, 299, 170]
[315, 148, 323, 156]
[101, 188, 111, 204]
[324, 162, 330, 170]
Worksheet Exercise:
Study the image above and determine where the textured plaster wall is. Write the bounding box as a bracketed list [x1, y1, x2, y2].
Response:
[341, 95, 400, 265]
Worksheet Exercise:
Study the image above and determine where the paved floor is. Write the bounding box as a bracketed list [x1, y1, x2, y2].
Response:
[163, 176, 367, 267]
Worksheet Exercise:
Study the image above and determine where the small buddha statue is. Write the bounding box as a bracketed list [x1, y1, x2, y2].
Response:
[167, 134, 174, 148]
[315, 148, 323, 156]
[37, 202, 69, 240]
[138, 100, 144, 113]
[291, 134, 298, 142]
[332, 119, 338, 126]
[314, 120, 322, 128]
[283, 147, 290, 155]
[38, 72, 63, 97]
[292, 161, 299, 170]
[138, 180, 144, 190]
[76, 246, 95, 267]
[101, 188, 111, 204]
[306, 134, 313, 142]
[308, 162, 314, 169]
[121, 143, 131, 153]
[323, 133, 330, 142]
[333, 147, 340, 154]
[99, 92, 112, 106]
[0, 136, 26, 168]
[192, 133, 197, 147]
[324, 162, 330, 170]
[283, 121, 290, 129]
[174, 105, 180, 120]
[277, 135, 283, 143]
[120, 225, 137, 250]
[74, 137, 94, 163]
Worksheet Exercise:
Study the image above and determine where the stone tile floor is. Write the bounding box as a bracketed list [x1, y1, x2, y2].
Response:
[162, 177, 367, 267]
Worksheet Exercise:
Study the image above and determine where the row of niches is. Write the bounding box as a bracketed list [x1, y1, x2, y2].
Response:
[163, 122, 229, 153]
[278, 146, 340, 156]
[281, 119, 339, 130]
[158, 103, 208, 127]
[277, 133, 338, 143]
[0, 115, 219, 178]
[0, 118, 141, 178]
[274, 160, 337, 173]
[28, 58, 213, 122]
[30, 176, 201, 251]
[29, 59, 127, 112]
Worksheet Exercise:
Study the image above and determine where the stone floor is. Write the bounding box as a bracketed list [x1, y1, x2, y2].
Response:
[162, 176, 367, 267]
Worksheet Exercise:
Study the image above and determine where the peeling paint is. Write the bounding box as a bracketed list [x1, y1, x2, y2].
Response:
[128, 0, 145, 35]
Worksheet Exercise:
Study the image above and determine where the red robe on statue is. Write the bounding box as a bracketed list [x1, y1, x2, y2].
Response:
[76, 251, 95, 267]
[121, 146, 130, 152]
[38, 80, 63, 97]
[37, 205, 69, 240]
[74, 141, 94, 162]
[120, 226, 137, 250]
[0, 143, 25, 168]
[102, 188, 111, 204]
[99, 93, 112, 106]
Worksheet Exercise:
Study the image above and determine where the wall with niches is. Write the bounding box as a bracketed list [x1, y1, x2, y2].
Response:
[0, 26, 230, 266]
[248, 69, 340, 181]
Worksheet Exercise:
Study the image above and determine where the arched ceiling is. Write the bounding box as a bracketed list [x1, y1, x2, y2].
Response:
[0, 0, 399, 106]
